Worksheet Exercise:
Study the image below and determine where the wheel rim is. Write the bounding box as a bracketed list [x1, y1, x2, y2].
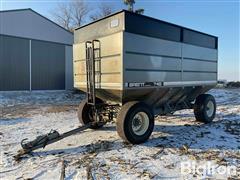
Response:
[206, 100, 214, 117]
[132, 112, 149, 136]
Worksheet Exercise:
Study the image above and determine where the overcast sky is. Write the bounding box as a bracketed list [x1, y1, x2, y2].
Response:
[0, 0, 239, 81]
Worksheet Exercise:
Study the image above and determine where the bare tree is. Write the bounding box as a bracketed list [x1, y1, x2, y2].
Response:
[51, 0, 90, 32]
[70, 1, 90, 27]
[123, 0, 144, 14]
[51, 2, 72, 30]
[124, 0, 135, 12]
[90, 3, 115, 21]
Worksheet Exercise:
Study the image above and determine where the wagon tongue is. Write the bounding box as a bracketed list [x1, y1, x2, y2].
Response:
[14, 123, 98, 161]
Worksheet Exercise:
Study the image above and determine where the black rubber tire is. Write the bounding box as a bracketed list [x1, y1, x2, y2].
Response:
[194, 94, 216, 123]
[116, 101, 154, 144]
[77, 99, 104, 129]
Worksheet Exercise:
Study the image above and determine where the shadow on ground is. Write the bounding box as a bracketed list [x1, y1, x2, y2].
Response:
[29, 111, 239, 159]
[0, 118, 31, 125]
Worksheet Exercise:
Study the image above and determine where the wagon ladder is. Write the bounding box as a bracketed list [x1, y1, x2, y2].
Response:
[85, 40, 101, 107]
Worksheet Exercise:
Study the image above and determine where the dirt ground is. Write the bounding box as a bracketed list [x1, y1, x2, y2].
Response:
[0, 89, 239, 179]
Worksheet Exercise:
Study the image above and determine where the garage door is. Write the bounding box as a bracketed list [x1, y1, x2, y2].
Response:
[31, 40, 65, 90]
[0, 35, 30, 91]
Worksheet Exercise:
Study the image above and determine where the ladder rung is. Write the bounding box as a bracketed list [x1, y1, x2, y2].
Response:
[87, 102, 95, 105]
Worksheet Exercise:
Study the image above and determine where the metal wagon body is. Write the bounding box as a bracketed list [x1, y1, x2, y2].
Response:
[73, 10, 218, 143]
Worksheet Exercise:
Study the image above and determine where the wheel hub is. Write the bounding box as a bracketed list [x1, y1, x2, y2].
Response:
[206, 101, 214, 117]
[132, 112, 149, 136]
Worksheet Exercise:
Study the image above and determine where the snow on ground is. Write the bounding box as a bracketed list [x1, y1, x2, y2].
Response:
[0, 89, 239, 179]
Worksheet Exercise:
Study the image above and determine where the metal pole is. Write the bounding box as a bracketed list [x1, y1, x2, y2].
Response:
[29, 39, 32, 92]
[181, 41, 183, 82]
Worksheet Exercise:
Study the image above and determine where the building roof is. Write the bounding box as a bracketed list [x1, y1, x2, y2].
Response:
[0, 8, 73, 45]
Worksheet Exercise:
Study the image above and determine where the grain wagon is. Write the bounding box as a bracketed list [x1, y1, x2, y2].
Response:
[74, 10, 218, 144]
[16, 10, 218, 158]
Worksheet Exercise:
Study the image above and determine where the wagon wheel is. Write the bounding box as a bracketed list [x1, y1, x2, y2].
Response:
[194, 94, 216, 123]
[77, 99, 104, 129]
[116, 101, 154, 144]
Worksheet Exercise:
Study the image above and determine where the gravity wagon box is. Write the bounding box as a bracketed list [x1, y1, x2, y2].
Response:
[16, 10, 218, 158]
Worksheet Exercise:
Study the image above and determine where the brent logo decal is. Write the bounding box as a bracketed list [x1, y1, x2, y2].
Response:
[126, 82, 163, 87]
